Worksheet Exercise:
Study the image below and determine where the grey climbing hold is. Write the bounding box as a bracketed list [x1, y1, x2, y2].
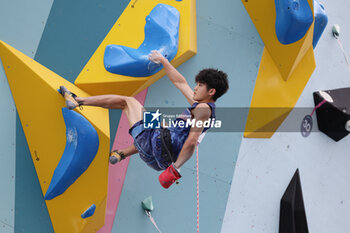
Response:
[141, 196, 154, 212]
[332, 24, 340, 38]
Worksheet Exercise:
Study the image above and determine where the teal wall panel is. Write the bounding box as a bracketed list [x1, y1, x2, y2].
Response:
[0, 0, 54, 232]
[15, 120, 54, 233]
[0, 59, 16, 233]
[35, 0, 130, 84]
[114, 157, 232, 233]
[196, 0, 263, 46]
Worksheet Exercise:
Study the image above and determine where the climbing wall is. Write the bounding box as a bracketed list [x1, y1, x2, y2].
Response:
[1, 0, 350, 233]
[221, 1, 350, 232]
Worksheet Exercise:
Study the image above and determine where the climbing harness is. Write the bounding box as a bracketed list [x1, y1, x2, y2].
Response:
[160, 128, 177, 165]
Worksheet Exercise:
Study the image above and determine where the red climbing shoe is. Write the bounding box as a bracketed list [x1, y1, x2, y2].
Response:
[159, 164, 181, 189]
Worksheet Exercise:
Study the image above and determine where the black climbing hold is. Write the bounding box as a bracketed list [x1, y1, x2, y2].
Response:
[313, 88, 350, 141]
[279, 169, 308, 233]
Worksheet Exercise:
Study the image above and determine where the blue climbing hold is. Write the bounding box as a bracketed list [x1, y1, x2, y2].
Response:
[44, 108, 99, 200]
[81, 204, 96, 219]
[104, 4, 180, 77]
[275, 0, 314, 45]
[313, 0, 328, 48]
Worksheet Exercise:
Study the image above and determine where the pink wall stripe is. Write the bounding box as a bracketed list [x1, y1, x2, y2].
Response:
[97, 89, 148, 233]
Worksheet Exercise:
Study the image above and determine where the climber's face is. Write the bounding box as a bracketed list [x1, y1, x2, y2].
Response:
[193, 82, 215, 102]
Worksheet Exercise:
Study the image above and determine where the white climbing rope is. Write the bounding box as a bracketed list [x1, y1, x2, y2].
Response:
[145, 210, 162, 233]
[335, 37, 350, 72]
[196, 145, 199, 233]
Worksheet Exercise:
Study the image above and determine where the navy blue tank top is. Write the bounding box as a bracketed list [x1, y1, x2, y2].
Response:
[168, 102, 216, 158]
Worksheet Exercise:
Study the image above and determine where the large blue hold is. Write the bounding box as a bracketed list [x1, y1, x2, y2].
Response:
[275, 0, 314, 45]
[104, 4, 180, 77]
[44, 108, 99, 200]
[313, 0, 328, 48]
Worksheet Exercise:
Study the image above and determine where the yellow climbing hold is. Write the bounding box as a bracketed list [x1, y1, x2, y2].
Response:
[0, 40, 110, 233]
[75, 0, 197, 96]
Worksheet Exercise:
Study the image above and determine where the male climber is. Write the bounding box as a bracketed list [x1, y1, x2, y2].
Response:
[59, 50, 229, 189]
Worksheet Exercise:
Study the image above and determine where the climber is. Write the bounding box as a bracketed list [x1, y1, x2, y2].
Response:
[59, 50, 229, 189]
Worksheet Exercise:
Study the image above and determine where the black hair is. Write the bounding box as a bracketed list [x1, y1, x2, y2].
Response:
[195, 68, 229, 101]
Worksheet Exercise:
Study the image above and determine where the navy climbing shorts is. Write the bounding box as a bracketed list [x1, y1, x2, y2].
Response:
[129, 120, 173, 171]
